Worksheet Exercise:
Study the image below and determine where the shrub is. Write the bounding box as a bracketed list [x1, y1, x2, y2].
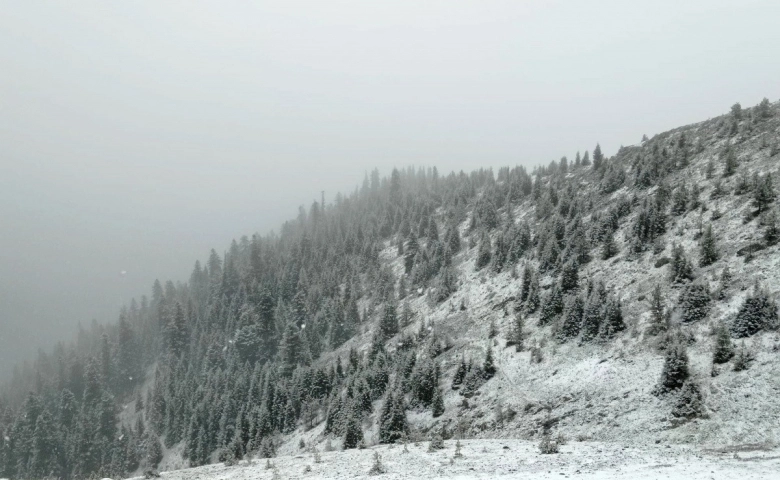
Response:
[733, 343, 755, 371]
[538, 434, 559, 454]
[428, 434, 445, 452]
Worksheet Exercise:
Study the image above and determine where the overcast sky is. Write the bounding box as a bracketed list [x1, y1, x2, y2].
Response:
[1, 1, 779, 380]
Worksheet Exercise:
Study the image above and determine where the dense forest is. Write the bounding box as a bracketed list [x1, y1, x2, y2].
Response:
[1, 98, 779, 479]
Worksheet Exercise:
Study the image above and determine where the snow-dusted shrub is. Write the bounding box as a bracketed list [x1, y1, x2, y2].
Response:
[732, 343, 755, 372]
[538, 434, 559, 454]
[428, 434, 445, 452]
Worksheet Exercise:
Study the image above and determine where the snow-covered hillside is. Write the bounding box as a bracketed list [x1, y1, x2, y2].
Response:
[154, 100, 780, 477]
[128, 439, 780, 480]
[5, 100, 780, 480]
[310, 100, 780, 451]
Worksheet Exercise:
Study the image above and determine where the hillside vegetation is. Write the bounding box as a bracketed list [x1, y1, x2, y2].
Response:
[2, 98, 780, 479]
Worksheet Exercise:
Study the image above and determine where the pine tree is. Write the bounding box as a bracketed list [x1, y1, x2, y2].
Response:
[732, 342, 754, 371]
[754, 173, 776, 215]
[404, 232, 419, 275]
[342, 402, 364, 449]
[712, 322, 734, 364]
[431, 387, 445, 417]
[557, 296, 583, 342]
[705, 159, 715, 179]
[29, 409, 58, 478]
[647, 284, 668, 336]
[167, 302, 189, 358]
[482, 346, 496, 380]
[656, 341, 689, 394]
[451, 357, 467, 390]
[475, 231, 492, 270]
[600, 297, 625, 339]
[324, 395, 344, 435]
[580, 290, 604, 343]
[507, 314, 525, 352]
[379, 302, 399, 340]
[723, 148, 738, 177]
[731, 287, 778, 338]
[560, 260, 579, 292]
[699, 224, 719, 267]
[731, 102, 743, 120]
[378, 391, 407, 444]
[460, 364, 483, 397]
[539, 285, 564, 326]
[601, 231, 618, 260]
[671, 381, 705, 420]
[519, 265, 534, 304]
[757, 97, 772, 118]
[764, 209, 780, 246]
[670, 244, 695, 283]
[145, 432, 163, 469]
[679, 283, 711, 324]
[279, 323, 302, 376]
[525, 272, 541, 314]
[446, 225, 462, 254]
[593, 143, 604, 170]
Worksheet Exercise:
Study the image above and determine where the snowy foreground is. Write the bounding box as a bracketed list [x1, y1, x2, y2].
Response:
[128, 439, 780, 480]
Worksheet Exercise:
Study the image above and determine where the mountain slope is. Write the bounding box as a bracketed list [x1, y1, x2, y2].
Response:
[2, 98, 780, 480]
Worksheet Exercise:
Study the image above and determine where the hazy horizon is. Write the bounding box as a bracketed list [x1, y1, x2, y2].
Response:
[2, 1, 780, 380]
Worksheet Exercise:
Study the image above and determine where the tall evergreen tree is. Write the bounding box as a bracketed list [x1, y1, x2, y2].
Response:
[475, 231, 492, 270]
[379, 302, 399, 341]
[699, 224, 719, 267]
[712, 322, 734, 364]
[670, 244, 695, 283]
[656, 341, 689, 394]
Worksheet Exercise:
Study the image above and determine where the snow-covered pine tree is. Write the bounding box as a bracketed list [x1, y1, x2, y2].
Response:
[712, 322, 734, 364]
[557, 296, 584, 342]
[507, 314, 525, 352]
[342, 402, 364, 449]
[647, 284, 668, 336]
[699, 224, 719, 267]
[671, 380, 705, 421]
[731, 286, 778, 337]
[670, 243, 695, 283]
[482, 346, 496, 380]
[539, 284, 564, 326]
[679, 283, 711, 324]
[475, 230, 492, 270]
[451, 357, 467, 390]
[655, 341, 690, 395]
[600, 297, 626, 339]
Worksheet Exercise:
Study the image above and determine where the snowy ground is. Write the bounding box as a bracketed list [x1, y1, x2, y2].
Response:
[129, 439, 780, 480]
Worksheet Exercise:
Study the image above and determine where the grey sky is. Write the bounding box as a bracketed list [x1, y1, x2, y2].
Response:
[1, 1, 779, 379]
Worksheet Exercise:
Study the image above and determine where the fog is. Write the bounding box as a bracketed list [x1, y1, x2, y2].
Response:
[1, 1, 779, 380]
